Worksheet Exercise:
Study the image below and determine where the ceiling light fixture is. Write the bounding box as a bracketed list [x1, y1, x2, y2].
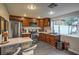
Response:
[27, 4, 36, 10]
[21, 17, 24, 20]
[48, 11, 55, 15]
[37, 16, 41, 18]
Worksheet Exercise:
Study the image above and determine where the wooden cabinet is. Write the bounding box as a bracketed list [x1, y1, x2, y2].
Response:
[38, 33, 56, 47]
[9, 15, 50, 27]
[45, 34, 49, 43]
[36, 19, 49, 28]
[36, 19, 40, 27]
[49, 35, 56, 47]
[37, 19, 44, 27]
[23, 19, 29, 27]
[38, 33, 44, 41]
[44, 19, 49, 27]
[22, 18, 49, 27]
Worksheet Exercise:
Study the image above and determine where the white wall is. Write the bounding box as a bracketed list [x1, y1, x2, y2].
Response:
[0, 4, 9, 21]
[61, 35, 79, 54]
[52, 11, 79, 20]
[0, 4, 9, 42]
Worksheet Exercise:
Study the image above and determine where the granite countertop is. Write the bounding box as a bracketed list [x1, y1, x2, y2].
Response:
[38, 32, 60, 36]
[22, 33, 30, 34]
[38, 32, 50, 34]
[22, 31, 60, 36]
[0, 37, 33, 47]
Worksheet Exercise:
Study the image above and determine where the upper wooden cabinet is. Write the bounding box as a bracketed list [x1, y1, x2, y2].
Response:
[36, 18, 49, 28]
[36, 19, 44, 27]
[44, 19, 49, 27]
[39, 19, 44, 28]
[36, 19, 40, 26]
[23, 18, 29, 27]
[9, 15, 50, 27]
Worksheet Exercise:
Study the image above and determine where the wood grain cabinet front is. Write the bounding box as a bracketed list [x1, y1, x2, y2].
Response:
[38, 33, 56, 47]
[22, 19, 29, 27]
[44, 19, 49, 27]
[39, 19, 44, 28]
[49, 35, 56, 47]
[38, 33, 43, 41]
[45, 34, 49, 43]
[37, 19, 49, 28]
[36, 19, 40, 27]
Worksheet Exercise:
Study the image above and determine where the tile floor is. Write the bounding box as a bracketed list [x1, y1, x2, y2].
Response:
[34, 41, 75, 55]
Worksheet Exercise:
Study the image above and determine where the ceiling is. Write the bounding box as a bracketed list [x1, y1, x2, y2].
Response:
[5, 3, 79, 18]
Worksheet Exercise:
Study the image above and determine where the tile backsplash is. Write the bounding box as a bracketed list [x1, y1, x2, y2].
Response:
[44, 27, 51, 33]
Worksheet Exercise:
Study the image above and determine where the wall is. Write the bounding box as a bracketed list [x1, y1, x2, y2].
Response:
[52, 11, 79, 20]
[61, 35, 79, 54]
[0, 4, 9, 42]
[0, 4, 9, 21]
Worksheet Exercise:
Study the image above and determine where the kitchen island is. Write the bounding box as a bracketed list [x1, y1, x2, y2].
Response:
[0, 37, 33, 55]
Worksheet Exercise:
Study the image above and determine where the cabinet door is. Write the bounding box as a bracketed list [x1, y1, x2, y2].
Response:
[36, 19, 40, 27]
[39, 19, 44, 28]
[43, 34, 46, 42]
[44, 19, 49, 27]
[37, 19, 49, 27]
[47, 35, 51, 44]
[38, 33, 42, 41]
[50, 35, 56, 47]
[41, 34, 43, 41]
[45, 34, 48, 43]
[23, 19, 29, 27]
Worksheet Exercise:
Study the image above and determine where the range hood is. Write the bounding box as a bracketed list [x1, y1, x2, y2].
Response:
[29, 19, 37, 27]
[48, 3, 58, 8]
[29, 22, 37, 27]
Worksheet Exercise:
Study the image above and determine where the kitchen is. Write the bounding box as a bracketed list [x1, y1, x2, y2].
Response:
[0, 3, 79, 55]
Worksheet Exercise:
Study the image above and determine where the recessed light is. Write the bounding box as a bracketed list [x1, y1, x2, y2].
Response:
[24, 14, 27, 17]
[48, 11, 55, 15]
[37, 16, 41, 18]
[21, 17, 24, 20]
[27, 4, 36, 10]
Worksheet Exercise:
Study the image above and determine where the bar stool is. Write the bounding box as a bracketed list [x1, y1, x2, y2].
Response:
[22, 44, 37, 55]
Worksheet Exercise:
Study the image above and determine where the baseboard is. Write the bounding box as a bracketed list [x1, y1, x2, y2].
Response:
[68, 48, 79, 55]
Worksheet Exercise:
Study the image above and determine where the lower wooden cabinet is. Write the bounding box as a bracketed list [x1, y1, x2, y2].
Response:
[38, 33, 57, 47]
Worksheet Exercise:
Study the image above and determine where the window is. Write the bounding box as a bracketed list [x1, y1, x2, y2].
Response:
[60, 25, 69, 34]
[51, 17, 79, 35]
[54, 25, 59, 34]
